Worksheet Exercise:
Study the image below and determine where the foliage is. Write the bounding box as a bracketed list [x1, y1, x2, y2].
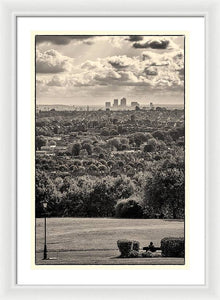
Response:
[36, 136, 47, 150]
[71, 143, 81, 156]
[128, 250, 139, 258]
[35, 170, 59, 217]
[142, 251, 153, 257]
[36, 109, 185, 219]
[115, 197, 143, 218]
[144, 167, 184, 219]
[117, 239, 140, 257]
[36, 174, 134, 218]
[161, 237, 184, 257]
[82, 143, 93, 155]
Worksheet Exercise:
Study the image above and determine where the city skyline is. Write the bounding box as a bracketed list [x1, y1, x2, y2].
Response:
[36, 35, 184, 105]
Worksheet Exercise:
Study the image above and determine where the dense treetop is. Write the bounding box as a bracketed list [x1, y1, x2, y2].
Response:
[36, 109, 184, 219]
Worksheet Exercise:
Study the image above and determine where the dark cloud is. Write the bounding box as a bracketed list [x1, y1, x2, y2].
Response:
[36, 35, 94, 45]
[173, 52, 183, 60]
[145, 70, 158, 76]
[133, 39, 170, 49]
[108, 61, 127, 69]
[178, 68, 184, 80]
[107, 56, 132, 70]
[144, 67, 158, 76]
[127, 36, 144, 42]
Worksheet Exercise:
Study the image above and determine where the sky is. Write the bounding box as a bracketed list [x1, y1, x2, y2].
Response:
[36, 35, 184, 106]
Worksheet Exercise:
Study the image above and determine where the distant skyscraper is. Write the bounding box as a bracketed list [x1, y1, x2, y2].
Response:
[121, 97, 127, 107]
[105, 102, 111, 108]
[131, 101, 140, 107]
[113, 99, 118, 107]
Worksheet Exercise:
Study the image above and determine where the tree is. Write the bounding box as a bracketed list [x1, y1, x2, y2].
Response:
[110, 129, 118, 136]
[130, 132, 147, 147]
[143, 144, 154, 153]
[107, 137, 121, 150]
[36, 136, 47, 150]
[152, 130, 165, 141]
[144, 168, 184, 219]
[101, 128, 109, 136]
[35, 170, 57, 217]
[148, 138, 157, 147]
[48, 139, 56, 146]
[115, 198, 143, 218]
[79, 149, 88, 157]
[72, 159, 82, 166]
[82, 143, 93, 155]
[71, 143, 81, 156]
[168, 127, 184, 141]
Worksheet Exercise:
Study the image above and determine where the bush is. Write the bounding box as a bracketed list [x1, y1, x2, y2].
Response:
[161, 237, 184, 257]
[115, 198, 143, 218]
[151, 251, 162, 257]
[144, 168, 184, 219]
[128, 250, 139, 258]
[117, 239, 140, 257]
[142, 251, 153, 258]
[143, 144, 155, 153]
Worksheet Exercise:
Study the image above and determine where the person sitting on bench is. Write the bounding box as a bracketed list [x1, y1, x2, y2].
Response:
[143, 242, 160, 252]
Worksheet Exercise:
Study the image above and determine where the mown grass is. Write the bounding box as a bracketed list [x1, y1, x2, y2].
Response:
[36, 218, 184, 265]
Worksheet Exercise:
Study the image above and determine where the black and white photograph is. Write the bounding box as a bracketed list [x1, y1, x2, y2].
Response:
[35, 34, 185, 265]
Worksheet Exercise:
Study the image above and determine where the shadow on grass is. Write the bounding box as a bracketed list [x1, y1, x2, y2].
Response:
[110, 255, 123, 259]
[163, 219, 184, 222]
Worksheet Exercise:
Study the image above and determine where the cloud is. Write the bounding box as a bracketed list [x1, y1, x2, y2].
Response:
[144, 66, 158, 76]
[47, 75, 65, 86]
[107, 55, 137, 69]
[133, 39, 170, 49]
[36, 35, 184, 103]
[36, 44, 184, 101]
[142, 49, 184, 68]
[81, 36, 126, 48]
[127, 36, 144, 42]
[36, 35, 94, 45]
[36, 49, 74, 73]
[127, 36, 181, 51]
[36, 35, 125, 48]
[40, 51, 183, 90]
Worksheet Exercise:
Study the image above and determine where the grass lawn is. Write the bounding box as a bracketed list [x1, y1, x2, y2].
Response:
[35, 218, 184, 265]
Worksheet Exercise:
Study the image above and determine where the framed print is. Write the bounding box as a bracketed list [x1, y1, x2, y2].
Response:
[1, 0, 220, 298]
[17, 16, 204, 285]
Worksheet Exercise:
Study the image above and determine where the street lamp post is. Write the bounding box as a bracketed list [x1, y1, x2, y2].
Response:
[43, 201, 48, 260]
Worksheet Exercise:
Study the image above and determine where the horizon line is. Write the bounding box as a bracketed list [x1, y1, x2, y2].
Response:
[36, 103, 184, 106]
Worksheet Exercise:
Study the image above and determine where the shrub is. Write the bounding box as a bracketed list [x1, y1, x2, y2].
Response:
[117, 239, 140, 257]
[142, 251, 153, 258]
[115, 198, 143, 218]
[128, 250, 139, 258]
[144, 168, 184, 219]
[151, 251, 162, 257]
[143, 144, 155, 153]
[161, 237, 184, 257]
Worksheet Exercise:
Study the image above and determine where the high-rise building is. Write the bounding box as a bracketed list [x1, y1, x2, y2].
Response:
[131, 101, 140, 107]
[113, 99, 118, 107]
[150, 102, 154, 110]
[105, 102, 111, 108]
[121, 97, 127, 107]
